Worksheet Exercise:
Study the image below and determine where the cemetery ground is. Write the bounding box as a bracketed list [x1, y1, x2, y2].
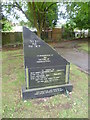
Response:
[52, 38, 89, 53]
[2, 39, 88, 118]
[51, 38, 89, 74]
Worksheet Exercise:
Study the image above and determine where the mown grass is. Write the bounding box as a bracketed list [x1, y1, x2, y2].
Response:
[2, 48, 88, 118]
[77, 42, 89, 53]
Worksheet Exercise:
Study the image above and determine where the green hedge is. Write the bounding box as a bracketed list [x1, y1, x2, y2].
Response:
[2, 32, 23, 45]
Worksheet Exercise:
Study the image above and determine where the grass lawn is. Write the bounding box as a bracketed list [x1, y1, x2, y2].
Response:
[2, 48, 88, 118]
[77, 41, 89, 53]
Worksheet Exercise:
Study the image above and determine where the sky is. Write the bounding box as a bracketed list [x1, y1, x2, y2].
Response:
[3, 3, 67, 27]
[57, 3, 67, 27]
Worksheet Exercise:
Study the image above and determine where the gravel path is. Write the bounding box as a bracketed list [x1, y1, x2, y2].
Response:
[52, 40, 89, 74]
[56, 48, 89, 74]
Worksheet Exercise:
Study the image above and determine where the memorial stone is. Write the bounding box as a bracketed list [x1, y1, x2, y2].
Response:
[22, 27, 73, 99]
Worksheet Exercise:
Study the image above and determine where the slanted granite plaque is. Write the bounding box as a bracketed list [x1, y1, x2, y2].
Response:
[22, 27, 73, 99]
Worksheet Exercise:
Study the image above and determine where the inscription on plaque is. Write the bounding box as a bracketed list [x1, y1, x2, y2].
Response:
[31, 69, 64, 83]
[36, 54, 53, 63]
[29, 65, 66, 88]
[34, 87, 64, 96]
[28, 40, 41, 48]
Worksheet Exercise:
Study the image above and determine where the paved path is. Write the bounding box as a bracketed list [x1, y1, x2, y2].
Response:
[51, 41, 89, 74]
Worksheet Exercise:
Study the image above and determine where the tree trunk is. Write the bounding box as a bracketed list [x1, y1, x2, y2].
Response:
[37, 20, 43, 38]
[31, 2, 43, 38]
[37, 30, 41, 37]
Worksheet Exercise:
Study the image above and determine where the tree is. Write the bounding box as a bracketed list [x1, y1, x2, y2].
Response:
[0, 15, 12, 31]
[2, 2, 58, 37]
[62, 20, 76, 39]
[66, 2, 89, 30]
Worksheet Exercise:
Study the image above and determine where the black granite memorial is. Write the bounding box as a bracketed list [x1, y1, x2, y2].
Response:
[22, 27, 73, 99]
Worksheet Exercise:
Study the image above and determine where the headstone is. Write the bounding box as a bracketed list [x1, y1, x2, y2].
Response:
[22, 27, 73, 99]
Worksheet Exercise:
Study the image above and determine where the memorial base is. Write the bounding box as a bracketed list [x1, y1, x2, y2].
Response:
[22, 84, 73, 99]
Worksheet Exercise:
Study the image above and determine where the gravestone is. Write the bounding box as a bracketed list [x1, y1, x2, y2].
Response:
[22, 27, 73, 99]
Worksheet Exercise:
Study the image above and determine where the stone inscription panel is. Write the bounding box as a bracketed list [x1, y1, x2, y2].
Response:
[34, 87, 64, 96]
[29, 66, 66, 88]
[23, 27, 68, 68]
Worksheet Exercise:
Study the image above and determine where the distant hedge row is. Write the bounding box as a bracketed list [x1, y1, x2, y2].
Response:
[2, 30, 62, 46]
[2, 32, 23, 45]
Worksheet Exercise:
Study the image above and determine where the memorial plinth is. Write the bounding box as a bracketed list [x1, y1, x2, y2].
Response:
[22, 27, 73, 99]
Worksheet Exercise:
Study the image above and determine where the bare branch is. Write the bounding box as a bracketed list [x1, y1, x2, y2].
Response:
[14, 2, 33, 23]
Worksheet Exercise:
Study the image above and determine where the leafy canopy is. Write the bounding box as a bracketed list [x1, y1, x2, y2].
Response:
[2, 2, 58, 37]
[66, 2, 89, 30]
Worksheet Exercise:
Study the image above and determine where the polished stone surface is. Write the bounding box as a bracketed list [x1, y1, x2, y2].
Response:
[22, 27, 72, 99]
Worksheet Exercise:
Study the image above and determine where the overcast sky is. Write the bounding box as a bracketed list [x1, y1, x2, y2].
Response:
[3, 3, 67, 27]
[57, 3, 67, 27]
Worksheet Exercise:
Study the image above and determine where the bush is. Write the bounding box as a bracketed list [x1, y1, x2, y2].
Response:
[2, 32, 23, 45]
[62, 21, 76, 40]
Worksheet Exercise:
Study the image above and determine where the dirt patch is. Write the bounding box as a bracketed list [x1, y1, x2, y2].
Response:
[33, 96, 72, 111]
[2, 46, 23, 51]
[61, 102, 72, 109]
[43, 105, 50, 111]
[32, 97, 50, 104]
[43, 102, 72, 112]
[5, 55, 24, 60]
[51, 102, 72, 110]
